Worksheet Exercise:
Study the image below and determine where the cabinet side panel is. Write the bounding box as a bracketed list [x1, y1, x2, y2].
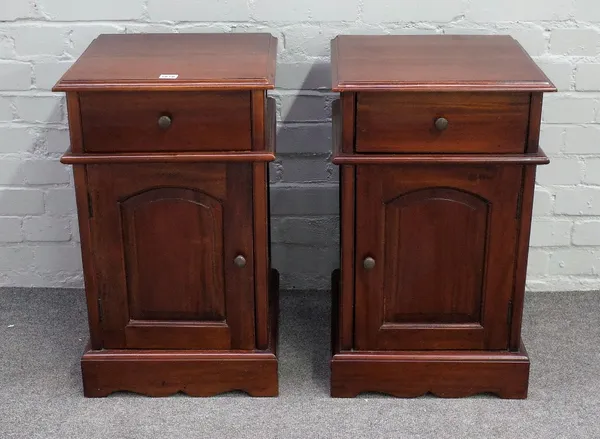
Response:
[73, 165, 102, 349]
[253, 162, 270, 350]
[510, 167, 536, 350]
[526, 93, 543, 154]
[341, 92, 356, 153]
[66, 92, 84, 153]
[252, 91, 266, 151]
[339, 165, 355, 350]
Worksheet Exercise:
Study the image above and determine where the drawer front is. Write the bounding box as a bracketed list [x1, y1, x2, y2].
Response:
[355, 92, 530, 154]
[80, 91, 252, 153]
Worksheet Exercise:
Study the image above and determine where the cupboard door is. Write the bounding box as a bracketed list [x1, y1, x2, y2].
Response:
[87, 163, 255, 350]
[355, 165, 521, 351]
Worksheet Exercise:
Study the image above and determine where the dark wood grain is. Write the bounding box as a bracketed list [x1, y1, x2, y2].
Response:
[252, 91, 266, 151]
[331, 35, 555, 92]
[124, 321, 231, 350]
[82, 271, 279, 397]
[269, 269, 280, 356]
[121, 188, 225, 321]
[510, 167, 537, 351]
[65, 93, 83, 153]
[58, 33, 278, 397]
[81, 347, 278, 397]
[331, 34, 552, 399]
[339, 166, 355, 350]
[54, 33, 277, 91]
[332, 101, 548, 165]
[526, 93, 544, 153]
[331, 269, 341, 354]
[332, 150, 549, 165]
[61, 150, 276, 164]
[224, 164, 257, 350]
[73, 166, 102, 349]
[354, 165, 521, 351]
[253, 97, 276, 350]
[341, 93, 356, 154]
[253, 162, 270, 350]
[87, 163, 255, 350]
[356, 92, 530, 153]
[330, 345, 529, 399]
[79, 91, 252, 152]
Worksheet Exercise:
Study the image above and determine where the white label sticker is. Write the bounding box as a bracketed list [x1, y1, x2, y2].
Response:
[159, 74, 179, 79]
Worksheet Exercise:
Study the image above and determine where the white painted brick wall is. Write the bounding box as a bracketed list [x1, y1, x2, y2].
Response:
[0, 0, 599, 291]
[575, 64, 600, 91]
[550, 29, 600, 55]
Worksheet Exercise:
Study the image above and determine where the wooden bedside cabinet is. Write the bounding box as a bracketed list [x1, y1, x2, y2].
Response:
[330, 35, 555, 399]
[54, 33, 279, 397]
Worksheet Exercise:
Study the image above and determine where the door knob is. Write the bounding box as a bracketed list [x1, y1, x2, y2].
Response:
[158, 115, 172, 129]
[434, 117, 449, 131]
[234, 255, 247, 268]
[363, 257, 376, 270]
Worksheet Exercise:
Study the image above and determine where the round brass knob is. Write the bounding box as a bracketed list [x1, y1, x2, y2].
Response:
[363, 257, 376, 270]
[234, 255, 247, 268]
[158, 115, 172, 129]
[434, 117, 449, 131]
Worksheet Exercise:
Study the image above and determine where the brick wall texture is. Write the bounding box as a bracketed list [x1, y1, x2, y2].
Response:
[0, 0, 599, 291]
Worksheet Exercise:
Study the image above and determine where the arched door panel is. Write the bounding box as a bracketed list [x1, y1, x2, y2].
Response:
[355, 165, 521, 351]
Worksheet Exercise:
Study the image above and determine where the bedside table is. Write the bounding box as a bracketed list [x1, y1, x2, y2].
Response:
[54, 33, 279, 397]
[330, 35, 555, 398]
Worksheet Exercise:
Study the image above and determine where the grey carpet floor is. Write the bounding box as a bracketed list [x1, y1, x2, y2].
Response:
[0, 288, 599, 439]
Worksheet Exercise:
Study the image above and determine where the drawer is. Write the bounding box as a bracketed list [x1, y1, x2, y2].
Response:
[79, 91, 252, 153]
[355, 92, 530, 154]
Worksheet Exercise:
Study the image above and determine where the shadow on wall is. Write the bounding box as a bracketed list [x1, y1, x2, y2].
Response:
[0, 94, 83, 287]
[269, 61, 340, 291]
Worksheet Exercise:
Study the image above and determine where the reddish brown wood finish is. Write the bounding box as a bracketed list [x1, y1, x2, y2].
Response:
[252, 90, 266, 151]
[57, 33, 278, 397]
[332, 149, 549, 165]
[254, 162, 270, 350]
[331, 35, 554, 399]
[53, 33, 277, 91]
[355, 165, 521, 351]
[65, 93, 84, 153]
[87, 163, 255, 351]
[355, 92, 530, 153]
[82, 270, 280, 397]
[79, 91, 252, 152]
[340, 93, 356, 154]
[82, 349, 278, 397]
[510, 167, 537, 351]
[330, 271, 529, 399]
[331, 35, 555, 92]
[72, 165, 102, 349]
[338, 166, 355, 351]
[527, 93, 544, 153]
[60, 150, 276, 164]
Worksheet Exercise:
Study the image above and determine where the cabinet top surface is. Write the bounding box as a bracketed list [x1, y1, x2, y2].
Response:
[53, 33, 277, 92]
[331, 35, 555, 92]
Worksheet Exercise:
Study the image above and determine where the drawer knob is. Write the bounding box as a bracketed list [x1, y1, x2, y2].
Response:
[434, 117, 449, 131]
[234, 255, 247, 268]
[158, 115, 172, 129]
[363, 257, 376, 270]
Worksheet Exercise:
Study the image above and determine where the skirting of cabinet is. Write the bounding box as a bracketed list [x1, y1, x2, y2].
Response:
[330, 349, 529, 399]
[81, 269, 280, 398]
[330, 270, 530, 399]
